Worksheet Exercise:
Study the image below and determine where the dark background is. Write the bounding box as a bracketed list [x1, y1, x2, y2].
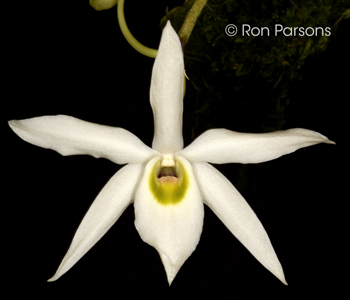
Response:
[4, 0, 347, 298]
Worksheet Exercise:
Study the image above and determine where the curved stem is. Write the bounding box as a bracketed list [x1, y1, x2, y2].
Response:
[117, 0, 186, 96]
[117, 0, 158, 58]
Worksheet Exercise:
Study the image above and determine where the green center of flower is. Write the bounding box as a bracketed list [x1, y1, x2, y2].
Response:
[149, 160, 189, 205]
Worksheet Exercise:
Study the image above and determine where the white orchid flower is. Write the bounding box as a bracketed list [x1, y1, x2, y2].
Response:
[8, 21, 334, 285]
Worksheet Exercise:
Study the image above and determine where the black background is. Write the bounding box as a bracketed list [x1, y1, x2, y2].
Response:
[4, 0, 347, 298]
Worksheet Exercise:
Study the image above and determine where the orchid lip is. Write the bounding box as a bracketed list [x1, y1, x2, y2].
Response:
[149, 159, 189, 205]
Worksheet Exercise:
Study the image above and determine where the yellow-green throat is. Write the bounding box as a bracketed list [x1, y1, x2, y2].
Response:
[149, 160, 189, 205]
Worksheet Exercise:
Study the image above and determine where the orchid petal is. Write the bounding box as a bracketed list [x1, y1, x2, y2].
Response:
[192, 162, 287, 285]
[48, 163, 143, 281]
[90, 0, 118, 11]
[134, 155, 203, 285]
[178, 128, 335, 164]
[8, 115, 158, 164]
[150, 21, 184, 153]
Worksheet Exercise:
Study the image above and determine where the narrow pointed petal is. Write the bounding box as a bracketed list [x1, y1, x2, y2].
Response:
[8, 115, 158, 164]
[48, 163, 143, 281]
[150, 21, 184, 153]
[134, 155, 203, 285]
[192, 162, 287, 285]
[90, 0, 118, 11]
[178, 128, 335, 164]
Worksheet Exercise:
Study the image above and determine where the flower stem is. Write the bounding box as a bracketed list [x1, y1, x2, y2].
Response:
[117, 0, 158, 58]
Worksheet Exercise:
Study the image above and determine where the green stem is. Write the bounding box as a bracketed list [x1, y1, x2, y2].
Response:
[178, 0, 207, 47]
[117, 0, 187, 97]
[117, 0, 158, 58]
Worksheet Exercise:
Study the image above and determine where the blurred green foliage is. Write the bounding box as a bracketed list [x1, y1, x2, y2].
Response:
[161, 0, 348, 136]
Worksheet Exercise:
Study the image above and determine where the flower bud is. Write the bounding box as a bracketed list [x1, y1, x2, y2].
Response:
[90, 0, 118, 11]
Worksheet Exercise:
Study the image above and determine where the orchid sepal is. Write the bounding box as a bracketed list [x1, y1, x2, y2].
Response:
[193, 162, 287, 284]
[150, 20, 184, 153]
[47, 163, 144, 281]
[178, 128, 335, 164]
[8, 115, 159, 165]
